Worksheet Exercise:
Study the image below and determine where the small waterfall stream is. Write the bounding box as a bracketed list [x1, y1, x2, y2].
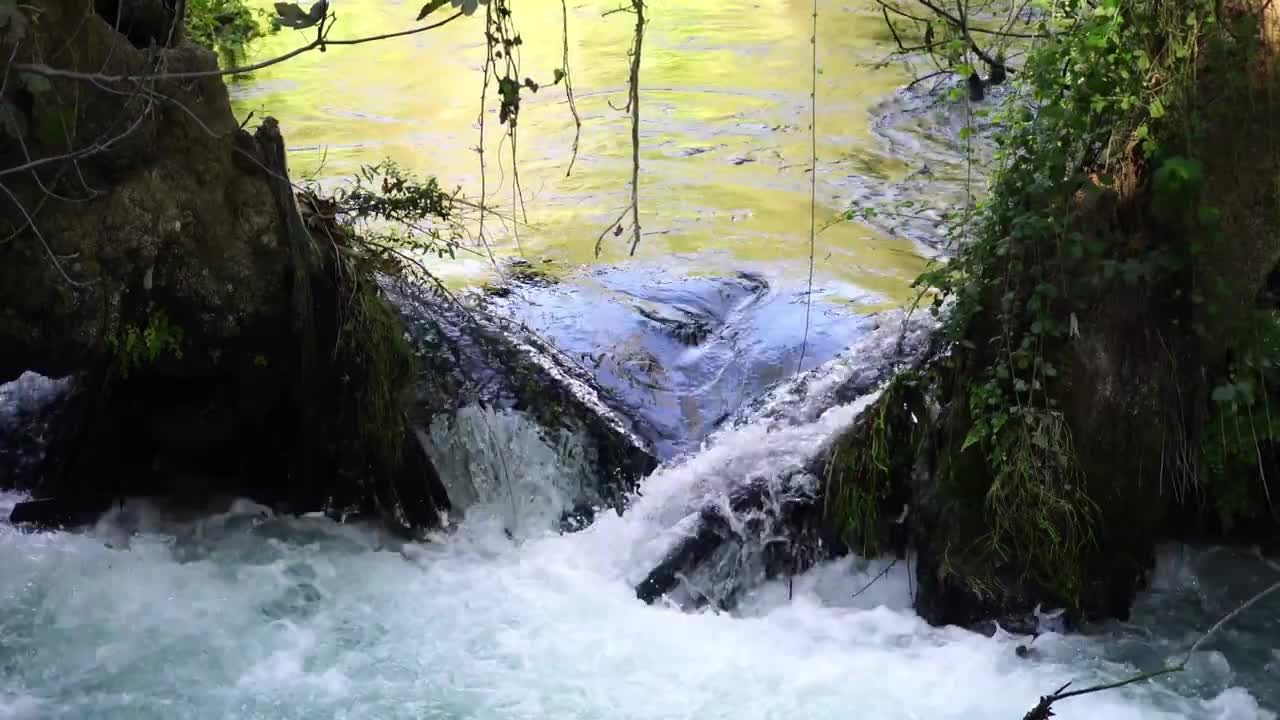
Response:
[2, 297, 1277, 719]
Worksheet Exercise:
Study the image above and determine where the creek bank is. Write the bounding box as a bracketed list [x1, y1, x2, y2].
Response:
[634, 0, 1280, 633]
[672, 0, 1280, 632]
[0, 0, 653, 537]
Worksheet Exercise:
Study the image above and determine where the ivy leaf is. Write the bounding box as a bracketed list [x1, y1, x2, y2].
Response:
[274, 0, 326, 29]
[1149, 97, 1165, 119]
[417, 0, 449, 20]
[450, 0, 490, 16]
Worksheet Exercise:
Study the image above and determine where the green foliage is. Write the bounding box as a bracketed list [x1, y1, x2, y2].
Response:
[109, 309, 184, 378]
[862, 0, 1249, 604]
[1201, 309, 1280, 530]
[328, 160, 472, 280]
[977, 408, 1097, 601]
[186, 0, 274, 66]
[338, 271, 416, 472]
[824, 373, 919, 556]
[310, 162, 473, 472]
[271, 0, 327, 30]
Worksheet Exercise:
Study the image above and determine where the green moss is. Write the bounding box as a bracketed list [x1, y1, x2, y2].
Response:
[973, 408, 1097, 604]
[823, 372, 920, 556]
[336, 268, 416, 474]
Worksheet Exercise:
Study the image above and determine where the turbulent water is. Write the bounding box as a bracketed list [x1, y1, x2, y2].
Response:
[2, 457, 1278, 719]
[2, 322, 1279, 719]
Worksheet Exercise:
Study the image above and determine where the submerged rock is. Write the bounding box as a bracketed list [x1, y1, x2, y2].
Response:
[483, 265, 870, 459]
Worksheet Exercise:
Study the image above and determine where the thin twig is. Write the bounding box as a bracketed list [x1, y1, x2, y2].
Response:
[15, 12, 465, 84]
[851, 559, 898, 600]
[797, 0, 818, 374]
[0, 182, 90, 287]
[626, 0, 646, 256]
[1022, 577, 1280, 719]
[594, 205, 631, 257]
[560, 0, 582, 177]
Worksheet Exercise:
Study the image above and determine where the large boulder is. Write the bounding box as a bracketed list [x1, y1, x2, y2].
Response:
[391, 281, 659, 533]
[0, 0, 285, 382]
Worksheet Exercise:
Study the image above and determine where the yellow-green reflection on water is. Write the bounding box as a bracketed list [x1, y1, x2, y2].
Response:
[232, 0, 926, 307]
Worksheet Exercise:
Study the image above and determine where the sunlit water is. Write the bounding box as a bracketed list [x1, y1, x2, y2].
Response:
[230, 0, 971, 300]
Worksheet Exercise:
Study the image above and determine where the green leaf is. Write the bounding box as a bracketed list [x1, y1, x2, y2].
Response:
[961, 426, 985, 452]
[274, 0, 326, 28]
[417, 0, 449, 19]
[1149, 97, 1165, 119]
[553, 68, 566, 85]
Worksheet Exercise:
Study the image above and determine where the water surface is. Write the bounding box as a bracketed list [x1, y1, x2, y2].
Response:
[232, 0, 947, 303]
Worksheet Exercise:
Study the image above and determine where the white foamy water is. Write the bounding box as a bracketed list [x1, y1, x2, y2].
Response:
[1, 325, 1276, 720]
[1, 484, 1273, 720]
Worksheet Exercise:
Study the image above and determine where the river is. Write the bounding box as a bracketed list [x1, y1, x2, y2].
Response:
[1, 0, 1278, 717]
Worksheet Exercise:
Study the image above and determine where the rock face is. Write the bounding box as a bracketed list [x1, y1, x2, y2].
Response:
[0, 0, 652, 536]
[0, 0, 321, 524]
[0, 0, 285, 382]
[629, 312, 934, 610]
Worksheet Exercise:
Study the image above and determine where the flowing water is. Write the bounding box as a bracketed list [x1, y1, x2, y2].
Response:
[2, 326, 1278, 718]
[229, 0, 968, 300]
[2, 0, 1279, 717]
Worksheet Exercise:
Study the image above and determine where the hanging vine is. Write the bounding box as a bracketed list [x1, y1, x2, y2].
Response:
[594, 0, 646, 257]
[560, 0, 582, 176]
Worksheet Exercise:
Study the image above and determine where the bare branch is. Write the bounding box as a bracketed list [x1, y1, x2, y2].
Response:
[14, 11, 465, 84]
[1021, 576, 1280, 719]
[626, 0, 645, 256]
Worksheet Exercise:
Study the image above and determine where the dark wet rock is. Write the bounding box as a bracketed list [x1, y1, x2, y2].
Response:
[389, 281, 659, 524]
[635, 305, 714, 346]
[558, 502, 597, 534]
[1, 2, 456, 535]
[0, 374, 73, 490]
[1, 0, 288, 383]
[633, 312, 935, 610]
[484, 266, 862, 459]
[635, 475, 835, 610]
